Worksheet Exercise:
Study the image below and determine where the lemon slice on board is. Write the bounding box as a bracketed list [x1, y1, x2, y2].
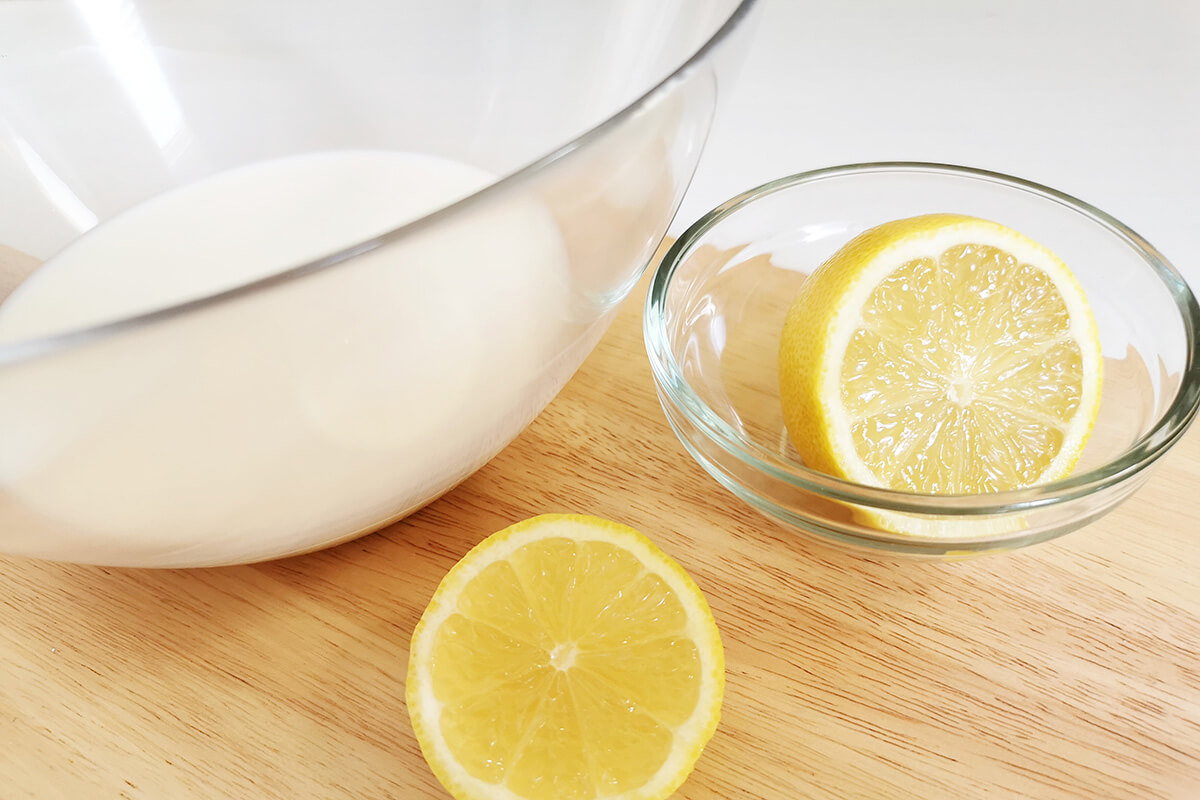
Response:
[779, 214, 1102, 533]
[406, 514, 724, 800]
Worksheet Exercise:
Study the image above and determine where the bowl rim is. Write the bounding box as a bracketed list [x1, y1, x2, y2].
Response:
[0, 0, 759, 369]
[645, 161, 1200, 526]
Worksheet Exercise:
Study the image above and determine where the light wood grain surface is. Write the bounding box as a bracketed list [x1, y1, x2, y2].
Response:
[2, 266, 1199, 799]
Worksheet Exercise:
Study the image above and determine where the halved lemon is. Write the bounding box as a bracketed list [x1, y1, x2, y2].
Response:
[406, 514, 724, 800]
[779, 214, 1102, 520]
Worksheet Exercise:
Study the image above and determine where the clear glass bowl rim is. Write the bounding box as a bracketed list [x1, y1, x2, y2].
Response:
[0, 0, 760, 369]
[644, 161, 1200, 518]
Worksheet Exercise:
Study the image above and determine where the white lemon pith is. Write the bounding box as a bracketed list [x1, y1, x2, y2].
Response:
[406, 514, 725, 800]
[779, 214, 1103, 506]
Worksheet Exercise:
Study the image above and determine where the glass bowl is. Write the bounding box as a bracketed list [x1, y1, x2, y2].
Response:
[645, 163, 1200, 556]
[0, 0, 759, 567]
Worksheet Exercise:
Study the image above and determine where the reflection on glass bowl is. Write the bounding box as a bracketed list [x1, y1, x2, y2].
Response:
[0, 0, 760, 567]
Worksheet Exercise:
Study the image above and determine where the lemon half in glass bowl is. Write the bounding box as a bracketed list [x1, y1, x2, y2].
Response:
[644, 163, 1200, 557]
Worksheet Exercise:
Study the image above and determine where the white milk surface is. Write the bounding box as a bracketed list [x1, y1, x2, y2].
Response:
[0, 151, 498, 340]
[0, 151, 572, 565]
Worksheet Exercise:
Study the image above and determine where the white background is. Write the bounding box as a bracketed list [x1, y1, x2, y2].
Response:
[680, 0, 1200, 284]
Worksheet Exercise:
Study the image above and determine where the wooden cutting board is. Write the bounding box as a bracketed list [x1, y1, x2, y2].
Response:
[1, 264, 1198, 800]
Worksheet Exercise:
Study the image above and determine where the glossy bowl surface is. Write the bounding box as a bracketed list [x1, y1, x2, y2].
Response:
[0, 0, 758, 566]
[645, 163, 1200, 556]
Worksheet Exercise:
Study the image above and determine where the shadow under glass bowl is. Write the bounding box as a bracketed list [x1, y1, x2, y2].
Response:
[0, 0, 759, 567]
[645, 162, 1200, 557]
